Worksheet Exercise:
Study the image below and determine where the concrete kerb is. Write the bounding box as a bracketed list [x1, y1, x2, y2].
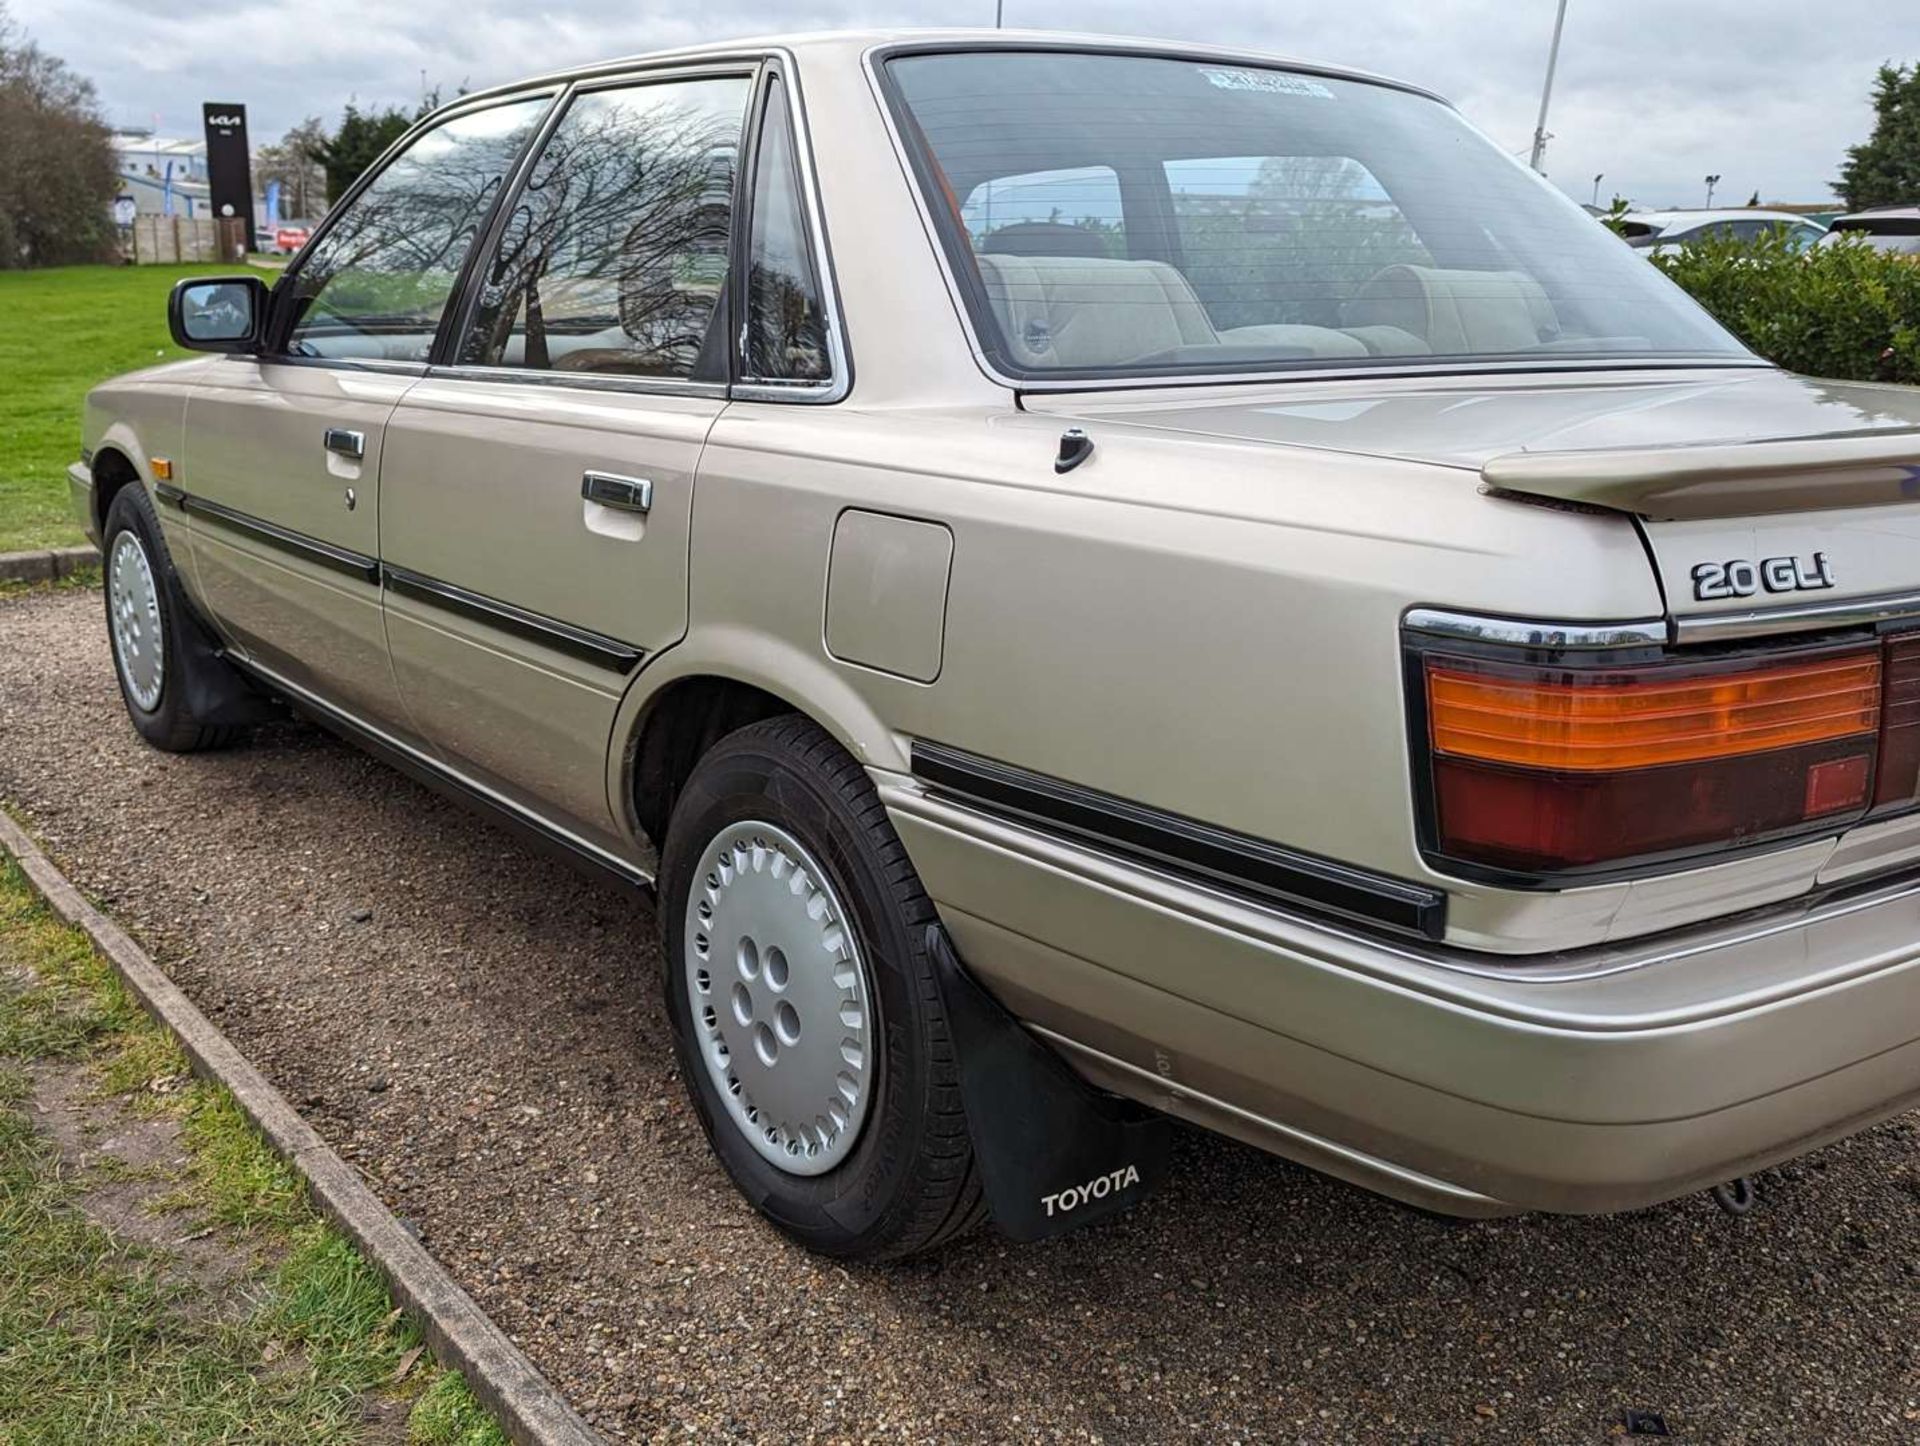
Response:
[0, 808, 605, 1446]
[0, 546, 98, 585]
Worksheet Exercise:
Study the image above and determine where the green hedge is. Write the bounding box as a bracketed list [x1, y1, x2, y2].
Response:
[1649, 233, 1920, 385]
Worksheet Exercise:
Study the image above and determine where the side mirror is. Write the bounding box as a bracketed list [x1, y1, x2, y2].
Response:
[168, 275, 268, 353]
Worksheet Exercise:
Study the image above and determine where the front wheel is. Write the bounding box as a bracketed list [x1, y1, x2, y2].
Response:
[102, 484, 254, 752]
[658, 715, 983, 1260]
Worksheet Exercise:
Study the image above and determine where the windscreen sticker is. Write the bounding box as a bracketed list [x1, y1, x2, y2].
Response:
[1199, 68, 1336, 99]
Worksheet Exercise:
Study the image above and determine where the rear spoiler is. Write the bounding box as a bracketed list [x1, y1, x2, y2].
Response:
[1481, 428, 1920, 521]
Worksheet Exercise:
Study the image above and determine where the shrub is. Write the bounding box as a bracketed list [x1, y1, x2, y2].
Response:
[1649, 231, 1920, 385]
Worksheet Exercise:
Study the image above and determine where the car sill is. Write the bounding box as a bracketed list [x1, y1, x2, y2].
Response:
[227, 653, 655, 898]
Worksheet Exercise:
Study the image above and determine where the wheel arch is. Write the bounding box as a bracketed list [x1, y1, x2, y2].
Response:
[609, 628, 909, 851]
[90, 440, 146, 538]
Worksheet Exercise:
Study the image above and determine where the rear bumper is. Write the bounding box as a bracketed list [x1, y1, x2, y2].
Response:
[881, 776, 1920, 1217]
[67, 461, 98, 547]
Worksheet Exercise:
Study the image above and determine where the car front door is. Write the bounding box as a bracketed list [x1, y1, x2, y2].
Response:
[376, 68, 755, 839]
[178, 94, 555, 727]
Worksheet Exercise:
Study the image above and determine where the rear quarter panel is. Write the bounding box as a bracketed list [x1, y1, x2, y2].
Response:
[657, 400, 1664, 914]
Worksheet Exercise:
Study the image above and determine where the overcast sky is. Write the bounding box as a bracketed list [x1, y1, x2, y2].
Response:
[13, 0, 1911, 207]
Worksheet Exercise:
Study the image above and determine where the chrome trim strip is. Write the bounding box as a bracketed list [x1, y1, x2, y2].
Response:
[257, 355, 430, 378]
[179, 493, 379, 583]
[1032, 1026, 1505, 1209]
[232, 653, 654, 890]
[1403, 607, 1670, 650]
[1003, 358, 1773, 396]
[422, 365, 729, 401]
[439, 46, 794, 112]
[381, 563, 646, 674]
[1674, 590, 1920, 644]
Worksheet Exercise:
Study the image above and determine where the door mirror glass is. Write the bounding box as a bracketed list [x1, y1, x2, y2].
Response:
[168, 276, 267, 352]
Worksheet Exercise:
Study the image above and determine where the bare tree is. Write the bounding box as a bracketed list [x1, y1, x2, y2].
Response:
[255, 117, 329, 222]
[0, 1, 119, 266]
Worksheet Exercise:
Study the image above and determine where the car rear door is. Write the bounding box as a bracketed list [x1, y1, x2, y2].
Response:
[375, 65, 756, 839]
[178, 93, 555, 730]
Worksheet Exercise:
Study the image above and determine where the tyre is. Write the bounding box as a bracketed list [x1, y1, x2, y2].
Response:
[658, 715, 984, 1260]
[102, 484, 256, 752]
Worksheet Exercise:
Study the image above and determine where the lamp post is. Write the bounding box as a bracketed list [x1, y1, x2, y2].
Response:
[1591, 173, 1604, 207]
[1704, 173, 1721, 207]
[1528, 0, 1571, 173]
[995, 0, 1004, 25]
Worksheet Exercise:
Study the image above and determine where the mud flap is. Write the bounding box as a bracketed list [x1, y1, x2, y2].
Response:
[171, 603, 281, 727]
[925, 923, 1171, 1242]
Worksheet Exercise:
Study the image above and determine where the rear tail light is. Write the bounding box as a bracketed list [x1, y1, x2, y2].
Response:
[1873, 637, 1920, 810]
[1417, 640, 1894, 876]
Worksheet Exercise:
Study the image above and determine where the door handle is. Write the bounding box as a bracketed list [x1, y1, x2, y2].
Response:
[323, 427, 365, 460]
[582, 471, 652, 514]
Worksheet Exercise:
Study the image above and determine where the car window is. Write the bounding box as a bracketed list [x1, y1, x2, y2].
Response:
[1165, 154, 1431, 330]
[458, 75, 751, 379]
[885, 51, 1749, 378]
[741, 76, 832, 385]
[1824, 223, 1920, 257]
[962, 165, 1126, 259]
[283, 98, 550, 363]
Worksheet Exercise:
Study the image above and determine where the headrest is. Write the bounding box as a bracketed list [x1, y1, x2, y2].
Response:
[979, 221, 1113, 259]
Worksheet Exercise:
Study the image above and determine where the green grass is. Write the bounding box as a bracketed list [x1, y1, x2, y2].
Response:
[0, 263, 234, 554]
[0, 856, 510, 1445]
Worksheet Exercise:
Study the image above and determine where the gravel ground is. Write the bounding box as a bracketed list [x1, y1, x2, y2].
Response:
[6, 582, 1920, 1443]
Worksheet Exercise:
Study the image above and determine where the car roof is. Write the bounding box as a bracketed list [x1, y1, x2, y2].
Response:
[451, 28, 1446, 109]
[1835, 205, 1920, 222]
[1622, 209, 1820, 227]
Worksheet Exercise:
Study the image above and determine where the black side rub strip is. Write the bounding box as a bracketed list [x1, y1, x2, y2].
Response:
[381, 564, 645, 674]
[171, 488, 644, 674]
[180, 494, 379, 582]
[911, 740, 1447, 940]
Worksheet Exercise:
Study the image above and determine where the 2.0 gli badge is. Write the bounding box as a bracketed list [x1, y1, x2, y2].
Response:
[1691, 551, 1835, 601]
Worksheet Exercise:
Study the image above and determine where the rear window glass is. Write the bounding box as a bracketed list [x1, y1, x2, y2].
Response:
[963, 165, 1126, 258]
[1165, 154, 1430, 330]
[884, 50, 1750, 380]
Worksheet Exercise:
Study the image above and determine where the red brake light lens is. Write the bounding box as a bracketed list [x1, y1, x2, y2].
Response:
[1421, 643, 1887, 875]
[1872, 636, 1920, 810]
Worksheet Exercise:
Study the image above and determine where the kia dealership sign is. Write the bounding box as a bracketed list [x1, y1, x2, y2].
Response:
[201, 102, 254, 223]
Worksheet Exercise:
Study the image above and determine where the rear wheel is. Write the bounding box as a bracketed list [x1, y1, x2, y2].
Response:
[102, 484, 252, 752]
[659, 715, 983, 1260]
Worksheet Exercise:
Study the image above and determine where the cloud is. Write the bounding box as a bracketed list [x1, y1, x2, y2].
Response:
[12, 0, 1907, 205]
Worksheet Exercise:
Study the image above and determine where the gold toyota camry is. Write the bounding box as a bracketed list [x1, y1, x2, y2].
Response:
[72, 29, 1920, 1258]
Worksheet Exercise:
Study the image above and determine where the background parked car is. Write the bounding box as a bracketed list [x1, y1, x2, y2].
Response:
[1615, 209, 1828, 255]
[251, 222, 313, 256]
[1818, 205, 1920, 258]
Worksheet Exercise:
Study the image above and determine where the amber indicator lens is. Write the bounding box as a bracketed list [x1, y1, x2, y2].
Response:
[1423, 644, 1885, 874]
[1428, 652, 1882, 772]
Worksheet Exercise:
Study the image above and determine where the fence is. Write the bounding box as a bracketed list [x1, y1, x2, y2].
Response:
[129, 216, 249, 265]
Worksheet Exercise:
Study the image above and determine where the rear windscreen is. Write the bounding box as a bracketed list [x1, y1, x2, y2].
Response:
[884, 50, 1752, 380]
